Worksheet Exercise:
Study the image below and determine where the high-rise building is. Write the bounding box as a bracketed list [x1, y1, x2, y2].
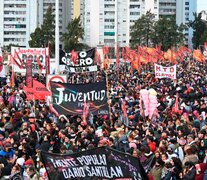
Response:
[159, 0, 176, 18]
[0, 0, 38, 47]
[0, 0, 71, 48]
[83, 0, 159, 48]
[176, 0, 197, 48]
[159, 0, 197, 47]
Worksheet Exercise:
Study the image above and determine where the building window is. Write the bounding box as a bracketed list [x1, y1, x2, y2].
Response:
[104, 19, 115, 22]
[104, 32, 115, 36]
[130, 5, 140, 9]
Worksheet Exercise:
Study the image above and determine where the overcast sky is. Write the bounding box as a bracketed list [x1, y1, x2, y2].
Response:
[197, 0, 207, 12]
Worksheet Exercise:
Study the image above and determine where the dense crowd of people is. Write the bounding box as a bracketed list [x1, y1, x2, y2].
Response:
[0, 56, 206, 180]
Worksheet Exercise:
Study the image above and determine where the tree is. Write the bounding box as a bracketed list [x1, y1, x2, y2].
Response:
[200, 28, 207, 45]
[3, 43, 22, 52]
[130, 11, 155, 48]
[29, 6, 55, 55]
[152, 16, 186, 51]
[41, 6, 55, 47]
[29, 27, 44, 47]
[61, 16, 87, 52]
[189, 12, 207, 49]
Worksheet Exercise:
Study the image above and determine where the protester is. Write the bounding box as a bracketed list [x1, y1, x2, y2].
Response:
[0, 51, 206, 180]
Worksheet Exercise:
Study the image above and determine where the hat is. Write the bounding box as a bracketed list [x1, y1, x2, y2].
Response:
[178, 138, 187, 146]
[4, 142, 12, 148]
[24, 159, 34, 166]
[59, 114, 68, 121]
[35, 144, 41, 150]
[168, 144, 175, 151]
[95, 129, 103, 138]
[16, 158, 25, 167]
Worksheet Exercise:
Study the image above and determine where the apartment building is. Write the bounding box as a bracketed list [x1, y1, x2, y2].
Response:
[82, 0, 159, 48]
[176, 0, 197, 47]
[0, 0, 71, 48]
[0, 0, 38, 47]
[159, 0, 176, 18]
[159, 0, 197, 47]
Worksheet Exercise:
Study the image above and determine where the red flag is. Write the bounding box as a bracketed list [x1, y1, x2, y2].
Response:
[204, 42, 207, 50]
[121, 100, 127, 118]
[26, 58, 33, 88]
[193, 49, 205, 62]
[174, 92, 179, 113]
[9, 55, 22, 69]
[122, 47, 126, 62]
[102, 46, 109, 56]
[95, 50, 101, 67]
[83, 101, 89, 121]
[49, 102, 59, 116]
[14, 50, 24, 68]
[36, 56, 44, 71]
[10, 68, 15, 87]
[71, 50, 78, 64]
[116, 45, 120, 69]
[0, 49, 3, 75]
[116, 44, 120, 74]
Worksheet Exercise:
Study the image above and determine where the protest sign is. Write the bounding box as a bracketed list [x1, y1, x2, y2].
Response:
[11, 47, 49, 73]
[51, 81, 109, 115]
[59, 48, 97, 73]
[41, 147, 148, 180]
[154, 63, 176, 79]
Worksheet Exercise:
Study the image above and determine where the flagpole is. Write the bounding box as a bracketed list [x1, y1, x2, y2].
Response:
[55, 0, 59, 74]
[11, 61, 14, 88]
[105, 70, 112, 126]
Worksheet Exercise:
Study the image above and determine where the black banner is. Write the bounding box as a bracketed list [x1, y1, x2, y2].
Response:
[59, 48, 97, 73]
[59, 48, 96, 66]
[26, 59, 33, 88]
[41, 147, 148, 180]
[51, 81, 109, 115]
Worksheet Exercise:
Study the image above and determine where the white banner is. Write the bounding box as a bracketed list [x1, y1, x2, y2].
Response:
[46, 74, 68, 91]
[154, 64, 176, 79]
[11, 47, 49, 74]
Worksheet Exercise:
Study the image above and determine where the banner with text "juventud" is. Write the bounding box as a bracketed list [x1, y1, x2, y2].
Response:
[51, 81, 109, 115]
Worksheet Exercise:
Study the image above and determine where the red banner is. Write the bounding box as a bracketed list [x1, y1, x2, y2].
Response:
[23, 80, 51, 100]
[26, 59, 33, 88]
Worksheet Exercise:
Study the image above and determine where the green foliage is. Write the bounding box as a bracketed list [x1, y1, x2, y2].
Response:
[29, 27, 44, 47]
[200, 28, 207, 45]
[29, 6, 55, 56]
[189, 12, 207, 48]
[61, 16, 87, 52]
[130, 11, 155, 48]
[152, 16, 186, 51]
[130, 13, 186, 51]
[3, 43, 22, 52]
